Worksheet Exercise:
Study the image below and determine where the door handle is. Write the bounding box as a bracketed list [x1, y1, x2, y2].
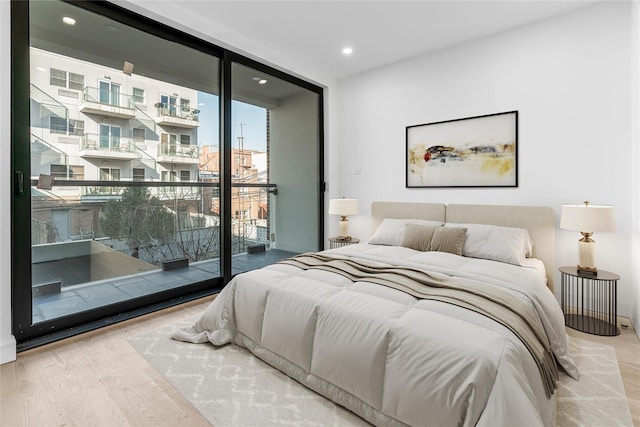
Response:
[15, 170, 24, 196]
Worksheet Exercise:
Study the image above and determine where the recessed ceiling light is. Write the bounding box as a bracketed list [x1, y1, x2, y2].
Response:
[36, 67, 47, 72]
[342, 47, 353, 55]
[252, 77, 268, 85]
[62, 16, 76, 26]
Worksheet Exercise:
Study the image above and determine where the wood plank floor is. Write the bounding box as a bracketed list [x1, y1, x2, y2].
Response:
[1, 297, 639, 427]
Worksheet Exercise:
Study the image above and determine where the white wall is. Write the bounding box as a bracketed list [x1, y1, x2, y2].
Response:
[632, 0, 640, 335]
[333, 1, 639, 327]
[270, 91, 320, 252]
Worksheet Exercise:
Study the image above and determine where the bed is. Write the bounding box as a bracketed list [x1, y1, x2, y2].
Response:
[172, 202, 578, 426]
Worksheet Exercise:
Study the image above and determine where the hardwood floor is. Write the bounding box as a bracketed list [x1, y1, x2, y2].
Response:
[1, 297, 639, 427]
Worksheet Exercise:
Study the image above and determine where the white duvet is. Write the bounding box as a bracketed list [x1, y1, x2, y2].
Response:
[172, 244, 578, 427]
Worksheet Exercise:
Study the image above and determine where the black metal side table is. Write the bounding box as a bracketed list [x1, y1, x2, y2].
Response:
[328, 237, 360, 249]
[560, 266, 620, 336]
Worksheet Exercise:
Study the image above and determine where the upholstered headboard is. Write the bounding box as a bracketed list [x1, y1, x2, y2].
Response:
[370, 202, 556, 291]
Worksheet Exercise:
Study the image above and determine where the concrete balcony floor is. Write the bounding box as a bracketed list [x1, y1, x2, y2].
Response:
[31, 249, 297, 323]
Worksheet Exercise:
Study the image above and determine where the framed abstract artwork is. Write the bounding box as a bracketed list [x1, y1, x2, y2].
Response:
[406, 111, 518, 188]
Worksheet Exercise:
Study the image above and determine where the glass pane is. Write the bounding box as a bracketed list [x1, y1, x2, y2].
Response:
[230, 63, 320, 275]
[29, 0, 221, 324]
[99, 80, 109, 103]
[99, 124, 109, 148]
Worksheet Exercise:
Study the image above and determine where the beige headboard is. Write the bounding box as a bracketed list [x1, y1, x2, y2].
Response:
[371, 202, 446, 233]
[371, 202, 556, 291]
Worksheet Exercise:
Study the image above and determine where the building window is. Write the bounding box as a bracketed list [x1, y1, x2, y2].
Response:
[160, 94, 177, 116]
[180, 170, 190, 181]
[161, 170, 177, 182]
[50, 68, 66, 87]
[132, 87, 145, 104]
[50, 68, 84, 90]
[100, 167, 121, 181]
[50, 117, 67, 134]
[68, 119, 84, 136]
[99, 80, 121, 106]
[132, 127, 145, 142]
[180, 98, 190, 112]
[51, 164, 84, 179]
[68, 72, 84, 90]
[132, 168, 145, 181]
[180, 134, 190, 146]
[100, 124, 121, 150]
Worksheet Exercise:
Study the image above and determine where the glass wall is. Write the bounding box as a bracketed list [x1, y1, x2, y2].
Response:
[229, 63, 321, 274]
[13, 0, 323, 346]
[28, 0, 222, 323]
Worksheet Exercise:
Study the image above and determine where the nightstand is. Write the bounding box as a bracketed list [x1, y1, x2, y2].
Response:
[560, 266, 620, 336]
[328, 237, 360, 249]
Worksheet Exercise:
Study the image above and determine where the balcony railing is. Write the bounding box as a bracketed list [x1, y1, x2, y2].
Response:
[154, 102, 200, 128]
[80, 86, 136, 119]
[156, 144, 198, 165]
[30, 179, 277, 262]
[79, 133, 137, 160]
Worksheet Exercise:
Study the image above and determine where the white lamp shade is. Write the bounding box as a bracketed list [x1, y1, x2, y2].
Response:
[560, 204, 615, 233]
[328, 198, 359, 216]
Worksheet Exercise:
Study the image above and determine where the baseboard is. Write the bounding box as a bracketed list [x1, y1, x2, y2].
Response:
[0, 335, 16, 364]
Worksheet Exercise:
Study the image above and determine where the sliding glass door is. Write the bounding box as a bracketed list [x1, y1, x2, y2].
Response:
[229, 62, 321, 275]
[23, 0, 223, 331]
[12, 0, 323, 347]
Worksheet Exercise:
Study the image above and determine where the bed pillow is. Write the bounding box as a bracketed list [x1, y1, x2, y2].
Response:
[400, 224, 467, 255]
[399, 223, 438, 251]
[445, 223, 533, 266]
[430, 226, 467, 255]
[369, 218, 444, 246]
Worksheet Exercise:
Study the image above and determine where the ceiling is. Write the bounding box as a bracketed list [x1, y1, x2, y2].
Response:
[142, 0, 600, 81]
[30, 0, 599, 102]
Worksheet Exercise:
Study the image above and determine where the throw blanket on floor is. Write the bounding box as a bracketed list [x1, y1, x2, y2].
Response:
[278, 253, 558, 398]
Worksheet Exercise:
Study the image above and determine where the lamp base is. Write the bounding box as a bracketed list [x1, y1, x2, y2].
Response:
[577, 265, 598, 277]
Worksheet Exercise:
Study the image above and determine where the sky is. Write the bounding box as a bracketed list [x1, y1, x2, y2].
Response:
[197, 92, 267, 152]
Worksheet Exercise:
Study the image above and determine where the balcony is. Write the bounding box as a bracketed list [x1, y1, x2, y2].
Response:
[80, 86, 137, 119]
[154, 103, 200, 129]
[30, 181, 282, 323]
[157, 143, 199, 164]
[79, 133, 137, 160]
[80, 185, 124, 202]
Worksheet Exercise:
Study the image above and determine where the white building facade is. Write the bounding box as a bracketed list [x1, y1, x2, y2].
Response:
[30, 48, 200, 193]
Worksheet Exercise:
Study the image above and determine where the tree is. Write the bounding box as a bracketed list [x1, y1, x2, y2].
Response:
[100, 187, 175, 259]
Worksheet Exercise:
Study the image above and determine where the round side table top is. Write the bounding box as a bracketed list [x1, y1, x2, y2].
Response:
[559, 266, 619, 281]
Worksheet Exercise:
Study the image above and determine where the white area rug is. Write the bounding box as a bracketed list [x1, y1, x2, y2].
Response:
[129, 320, 633, 427]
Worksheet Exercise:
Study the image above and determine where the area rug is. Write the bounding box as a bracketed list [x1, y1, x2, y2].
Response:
[129, 320, 633, 427]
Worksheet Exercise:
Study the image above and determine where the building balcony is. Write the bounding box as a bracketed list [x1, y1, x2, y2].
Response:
[79, 133, 137, 160]
[157, 143, 199, 164]
[30, 181, 281, 324]
[154, 103, 200, 129]
[79, 86, 137, 119]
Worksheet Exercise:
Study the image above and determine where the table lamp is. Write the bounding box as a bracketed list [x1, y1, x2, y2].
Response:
[328, 197, 359, 240]
[560, 201, 615, 276]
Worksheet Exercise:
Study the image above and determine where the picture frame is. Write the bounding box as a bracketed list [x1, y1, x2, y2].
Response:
[406, 111, 518, 188]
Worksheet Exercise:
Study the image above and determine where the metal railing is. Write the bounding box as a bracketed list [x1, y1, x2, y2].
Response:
[80, 133, 135, 153]
[82, 86, 135, 109]
[30, 180, 277, 265]
[154, 102, 200, 121]
[158, 143, 199, 159]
